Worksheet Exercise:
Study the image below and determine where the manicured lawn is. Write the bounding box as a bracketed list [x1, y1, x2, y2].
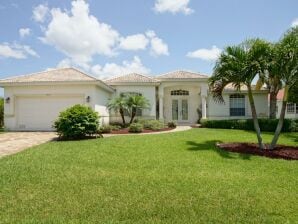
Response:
[0, 128, 297, 223]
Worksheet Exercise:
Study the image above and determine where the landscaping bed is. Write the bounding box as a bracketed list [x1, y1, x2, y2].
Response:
[110, 127, 174, 134]
[217, 142, 298, 160]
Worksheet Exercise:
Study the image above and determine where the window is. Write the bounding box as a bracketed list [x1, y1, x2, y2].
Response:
[120, 92, 142, 116]
[171, 90, 189, 96]
[230, 94, 245, 116]
[287, 103, 295, 113]
[296, 104, 298, 114]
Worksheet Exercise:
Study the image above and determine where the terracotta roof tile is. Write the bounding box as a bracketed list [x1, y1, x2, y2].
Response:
[157, 70, 208, 79]
[105, 73, 158, 83]
[0, 68, 97, 83]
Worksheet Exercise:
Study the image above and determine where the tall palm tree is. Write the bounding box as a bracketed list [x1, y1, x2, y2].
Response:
[126, 94, 150, 124]
[107, 96, 128, 125]
[209, 39, 271, 150]
[270, 27, 298, 149]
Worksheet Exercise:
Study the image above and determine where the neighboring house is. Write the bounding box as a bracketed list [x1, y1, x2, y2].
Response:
[276, 89, 298, 119]
[0, 68, 269, 131]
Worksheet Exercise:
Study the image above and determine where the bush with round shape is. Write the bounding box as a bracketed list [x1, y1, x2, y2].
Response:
[54, 104, 100, 140]
[128, 123, 143, 133]
[142, 120, 165, 131]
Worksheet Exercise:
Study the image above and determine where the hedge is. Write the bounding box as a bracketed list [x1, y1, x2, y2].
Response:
[201, 119, 297, 132]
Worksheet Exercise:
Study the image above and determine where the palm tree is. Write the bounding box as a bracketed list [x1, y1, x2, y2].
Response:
[126, 94, 150, 124]
[255, 43, 282, 119]
[107, 96, 128, 125]
[209, 39, 271, 150]
[270, 27, 298, 149]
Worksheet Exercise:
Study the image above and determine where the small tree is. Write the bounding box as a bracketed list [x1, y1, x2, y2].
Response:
[270, 27, 298, 149]
[126, 94, 150, 124]
[54, 104, 99, 140]
[210, 39, 271, 150]
[107, 96, 127, 125]
[0, 98, 3, 128]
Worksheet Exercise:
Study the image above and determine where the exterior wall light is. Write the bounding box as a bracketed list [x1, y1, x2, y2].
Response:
[5, 97, 10, 104]
[86, 96, 90, 103]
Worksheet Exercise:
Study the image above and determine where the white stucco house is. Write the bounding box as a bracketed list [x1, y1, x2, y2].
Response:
[276, 89, 298, 119]
[0, 68, 269, 131]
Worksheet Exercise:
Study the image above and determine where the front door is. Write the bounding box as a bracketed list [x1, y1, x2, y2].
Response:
[172, 99, 189, 123]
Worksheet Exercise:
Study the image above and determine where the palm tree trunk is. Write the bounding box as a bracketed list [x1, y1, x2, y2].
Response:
[270, 86, 289, 150]
[129, 109, 136, 124]
[119, 108, 126, 125]
[269, 91, 278, 119]
[247, 85, 265, 150]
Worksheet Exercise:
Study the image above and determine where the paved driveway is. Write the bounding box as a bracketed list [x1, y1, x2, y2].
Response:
[0, 132, 57, 158]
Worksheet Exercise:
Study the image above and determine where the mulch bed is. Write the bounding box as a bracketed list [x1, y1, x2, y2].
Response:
[217, 143, 298, 160]
[110, 127, 174, 134]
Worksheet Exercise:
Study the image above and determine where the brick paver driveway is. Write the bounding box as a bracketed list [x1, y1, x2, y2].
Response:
[0, 132, 57, 158]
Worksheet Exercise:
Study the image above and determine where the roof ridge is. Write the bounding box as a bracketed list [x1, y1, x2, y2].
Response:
[157, 69, 208, 77]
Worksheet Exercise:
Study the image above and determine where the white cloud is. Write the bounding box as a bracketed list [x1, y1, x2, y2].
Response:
[119, 34, 149, 51]
[146, 30, 169, 56]
[19, 28, 31, 38]
[186, 45, 222, 61]
[33, 4, 49, 23]
[0, 43, 38, 59]
[41, 0, 119, 65]
[154, 0, 193, 15]
[291, 18, 298, 27]
[90, 56, 150, 78]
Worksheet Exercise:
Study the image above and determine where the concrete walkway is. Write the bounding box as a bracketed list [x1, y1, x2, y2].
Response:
[0, 132, 57, 158]
[103, 126, 192, 138]
[0, 126, 192, 158]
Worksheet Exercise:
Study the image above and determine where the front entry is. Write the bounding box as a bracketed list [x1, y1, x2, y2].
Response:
[171, 99, 189, 123]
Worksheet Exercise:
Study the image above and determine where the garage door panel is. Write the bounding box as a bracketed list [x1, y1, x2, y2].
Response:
[16, 96, 84, 130]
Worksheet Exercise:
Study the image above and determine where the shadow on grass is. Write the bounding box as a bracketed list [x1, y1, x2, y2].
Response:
[186, 140, 251, 160]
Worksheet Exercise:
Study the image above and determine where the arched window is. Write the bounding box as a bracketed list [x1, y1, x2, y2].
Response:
[230, 94, 245, 116]
[171, 90, 189, 96]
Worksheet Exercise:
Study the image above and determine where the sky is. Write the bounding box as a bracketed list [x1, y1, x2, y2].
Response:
[0, 0, 297, 96]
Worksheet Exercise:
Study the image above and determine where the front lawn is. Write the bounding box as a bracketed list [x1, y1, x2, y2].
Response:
[0, 129, 297, 223]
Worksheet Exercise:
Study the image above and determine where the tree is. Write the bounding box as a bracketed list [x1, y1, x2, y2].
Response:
[107, 96, 128, 125]
[270, 27, 298, 149]
[0, 98, 3, 128]
[209, 39, 271, 150]
[126, 94, 150, 124]
[256, 43, 282, 118]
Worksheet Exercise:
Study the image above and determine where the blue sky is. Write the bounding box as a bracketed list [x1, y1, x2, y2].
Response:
[0, 0, 297, 94]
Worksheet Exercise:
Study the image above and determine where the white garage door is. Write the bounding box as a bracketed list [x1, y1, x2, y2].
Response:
[16, 95, 85, 130]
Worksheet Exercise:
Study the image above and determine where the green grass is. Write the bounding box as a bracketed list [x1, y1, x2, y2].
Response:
[0, 129, 297, 223]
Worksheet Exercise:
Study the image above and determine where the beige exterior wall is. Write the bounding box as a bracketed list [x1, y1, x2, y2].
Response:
[207, 92, 268, 120]
[276, 101, 298, 119]
[109, 85, 157, 123]
[4, 84, 111, 130]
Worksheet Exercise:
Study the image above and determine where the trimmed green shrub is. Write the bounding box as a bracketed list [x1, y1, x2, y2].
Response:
[99, 124, 122, 133]
[0, 98, 3, 128]
[142, 120, 164, 131]
[167, 121, 177, 128]
[201, 119, 296, 132]
[54, 104, 100, 139]
[128, 123, 143, 133]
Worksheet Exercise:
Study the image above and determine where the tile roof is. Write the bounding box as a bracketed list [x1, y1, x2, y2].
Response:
[224, 83, 267, 91]
[0, 68, 97, 83]
[105, 73, 159, 83]
[157, 70, 208, 79]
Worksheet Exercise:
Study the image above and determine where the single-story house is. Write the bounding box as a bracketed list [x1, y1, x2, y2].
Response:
[0, 68, 269, 131]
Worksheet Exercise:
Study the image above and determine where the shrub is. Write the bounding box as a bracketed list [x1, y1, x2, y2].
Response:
[167, 121, 177, 128]
[54, 104, 100, 139]
[201, 119, 296, 132]
[99, 124, 122, 133]
[142, 120, 164, 131]
[0, 98, 3, 128]
[128, 123, 143, 133]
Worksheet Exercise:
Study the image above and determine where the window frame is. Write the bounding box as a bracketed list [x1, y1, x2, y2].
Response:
[229, 94, 245, 117]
